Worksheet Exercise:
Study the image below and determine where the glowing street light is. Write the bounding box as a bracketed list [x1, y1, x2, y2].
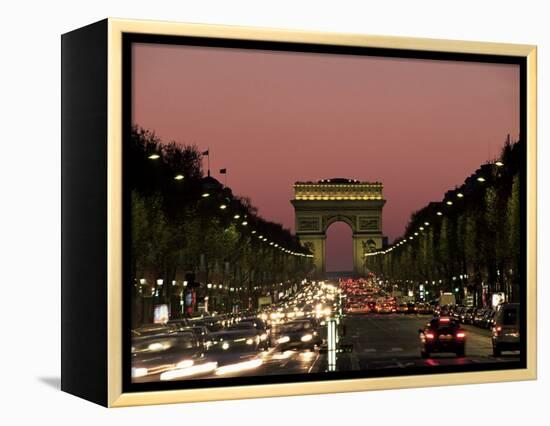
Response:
[241, 221, 248, 226]
[201, 192, 210, 198]
[424, 222, 430, 226]
[495, 161, 504, 167]
[233, 214, 240, 219]
[436, 211, 443, 216]
[148, 153, 160, 160]
[174, 174, 184, 180]
[477, 176, 486, 182]
[457, 192, 464, 198]
[219, 204, 227, 210]
[446, 200, 453, 206]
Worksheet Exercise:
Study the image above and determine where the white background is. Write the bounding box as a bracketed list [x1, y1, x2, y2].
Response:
[1, 0, 547, 424]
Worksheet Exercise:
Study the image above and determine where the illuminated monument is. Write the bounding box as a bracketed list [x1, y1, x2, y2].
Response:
[291, 178, 386, 277]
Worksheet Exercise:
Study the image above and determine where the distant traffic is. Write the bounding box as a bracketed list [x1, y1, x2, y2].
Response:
[132, 277, 521, 382]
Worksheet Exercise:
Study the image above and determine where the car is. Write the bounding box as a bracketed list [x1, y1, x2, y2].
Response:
[207, 327, 263, 353]
[461, 307, 475, 324]
[451, 305, 465, 321]
[435, 304, 452, 317]
[366, 301, 377, 311]
[273, 319, 321, 351]
[482, 309, 496, 329]
[230, 319, 270, 349]
[376, 303, 395, 314]
[167, 318, 191, 331]
[405, 302, 417, 314]
[473, 308, 489, 327]
[492, 303, 520, 356]
[131, 325, 203, 379]
[418, 317, 466, 358]
[416, 303, 433, 315]
[174, 325, 211, 351]
[345, 302, 370, 314]
[189, 316, 224, 332]
[397, 303, 408, 313]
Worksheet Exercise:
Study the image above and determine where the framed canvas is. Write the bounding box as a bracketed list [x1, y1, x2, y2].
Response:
[61, 18, 537, 407]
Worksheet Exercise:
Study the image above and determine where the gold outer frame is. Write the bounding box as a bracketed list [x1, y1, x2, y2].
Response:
[106, 18, 537, 407]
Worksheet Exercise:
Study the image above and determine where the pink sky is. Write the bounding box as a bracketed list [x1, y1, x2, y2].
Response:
[132, 43, 519, 271]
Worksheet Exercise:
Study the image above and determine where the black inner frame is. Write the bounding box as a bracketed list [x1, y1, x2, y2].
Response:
[122, 33, 528, 394]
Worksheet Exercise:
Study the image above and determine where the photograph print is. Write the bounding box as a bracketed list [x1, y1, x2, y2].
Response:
[125, 36, 526, 389]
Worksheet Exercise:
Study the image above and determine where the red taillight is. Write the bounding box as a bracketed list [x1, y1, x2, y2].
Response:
[456, 331, 466, 339]
[440, 317, 450, 322]
[425, 332, 435, 339]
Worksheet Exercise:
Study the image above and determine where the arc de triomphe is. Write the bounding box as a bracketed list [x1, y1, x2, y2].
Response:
[291, 178, 386, 277]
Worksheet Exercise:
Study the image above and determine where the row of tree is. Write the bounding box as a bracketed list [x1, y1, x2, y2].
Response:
[130, 127, 313, 323]
[366, 137, 523, 306]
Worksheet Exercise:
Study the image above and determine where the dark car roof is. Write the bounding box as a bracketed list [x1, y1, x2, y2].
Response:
[210, 329, 257, 339]
[239, 318, 265, 325]
[132, 324, 174, 337]
[229, 322, 258, 329]
[428, 317, 460, 328]
[278, 320, 314, 332]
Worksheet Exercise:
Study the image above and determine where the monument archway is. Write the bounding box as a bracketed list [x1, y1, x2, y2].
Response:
[291, 178, 386, 277]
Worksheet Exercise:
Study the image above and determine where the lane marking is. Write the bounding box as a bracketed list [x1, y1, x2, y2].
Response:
[307, 353, 322, 373]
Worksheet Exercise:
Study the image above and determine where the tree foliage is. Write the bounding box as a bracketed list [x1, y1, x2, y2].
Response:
[129, 126, 313, 321]
[366, 137, 523, 305]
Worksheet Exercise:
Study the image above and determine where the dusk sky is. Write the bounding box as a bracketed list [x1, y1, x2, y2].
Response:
[132, 43, 519, 271]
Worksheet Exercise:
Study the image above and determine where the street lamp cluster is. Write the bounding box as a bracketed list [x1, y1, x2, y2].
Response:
[363, 137, 521, 305]
[131, 130, 318, 322]
[212, 193, 314, 259]
[147, 147, 313, 259]
[365, 159, 505, 258]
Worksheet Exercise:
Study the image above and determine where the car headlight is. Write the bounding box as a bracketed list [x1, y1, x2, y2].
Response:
[277, 336, 290, 344]
[131, 367, 148, 378]
[260, 333, 267, 341]
[246, 338, 254, 345]
[148, 342, 170, 352]
[301, 334, 313, 342]
[176, 359, 194, 369]
[222, 342, 230, 350]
